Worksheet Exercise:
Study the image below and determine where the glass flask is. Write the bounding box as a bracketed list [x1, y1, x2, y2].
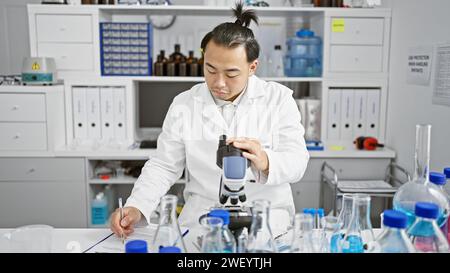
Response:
[429, 172, 450, 243]
[290, 213, 315, 253]
[208, 209, 237, 253]
[150, 195, 186, 253]
[318, 215, 341, 253]
[341, 194, 375, 253]
[200, 217, 225, 253]
[407, 202, 449, 253]
[393, 125, 449, 229]
[247, 199, 277, 253]
[330, 193, 353, 253]
[371, 210, 415, 253]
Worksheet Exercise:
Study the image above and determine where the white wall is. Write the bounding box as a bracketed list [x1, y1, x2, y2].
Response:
[385, 0, 450, 176]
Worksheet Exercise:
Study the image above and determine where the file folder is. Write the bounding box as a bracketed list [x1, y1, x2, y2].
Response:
[113, 87, 127, 139]
[72, 87, 88, 139]
[86, 87, 101, 139]
[100, 87, 114, 140]
[327, 89, 341, 141]
[353, 90, 367, 139]
[366, 89, 380, 138]
[340, 89, 354, 141]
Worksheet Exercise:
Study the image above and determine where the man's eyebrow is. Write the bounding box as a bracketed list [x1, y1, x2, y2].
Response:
[205, 63, 241, 72]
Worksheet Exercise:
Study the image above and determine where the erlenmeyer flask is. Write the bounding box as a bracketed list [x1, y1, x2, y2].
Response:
[247, 199, 277, 253]
[341, 194, 375, 253]
[150, 194, 187, 253]
[200, 217, 225, 253]
[319, 215, 341, 253]
[290, 213, 315, 253]
[393, 125, 449, 228]
[330, 193, 353, 253]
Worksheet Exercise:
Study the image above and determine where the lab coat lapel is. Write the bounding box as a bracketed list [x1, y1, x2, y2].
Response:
[194, 84, 229, 134]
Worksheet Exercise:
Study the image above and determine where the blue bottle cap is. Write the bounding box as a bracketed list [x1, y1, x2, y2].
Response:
[296, 29, 314, 38]
[125, 240, 148, 253]
[317, 208, 325, 217]
[383, 210, 407, 229]
[429, 172, 446, 185]
[303, 208, 309, 214]
[208, 209, 230, 226]
[159, 246, 181, 253]
[415, 202, 439, 219]
[444, 168, 450, 179]
[309, 208, 316, 215]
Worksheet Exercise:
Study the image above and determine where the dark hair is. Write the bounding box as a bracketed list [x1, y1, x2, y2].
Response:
[200, 1, 260, 63]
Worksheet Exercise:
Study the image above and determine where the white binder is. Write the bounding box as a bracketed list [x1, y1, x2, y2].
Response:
[100, 87, 114, 140]
[353, 90, 367, 139]
[113, 87, 126, 139]
[72, 87, 87, 139]
[86, 87, 101, 139]
[340, 89, 354, 141]
[366, 89, 380, 138]
[327, 89, 341, 141]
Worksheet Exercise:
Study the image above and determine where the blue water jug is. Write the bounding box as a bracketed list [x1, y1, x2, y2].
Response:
[284, 29, 322, 77]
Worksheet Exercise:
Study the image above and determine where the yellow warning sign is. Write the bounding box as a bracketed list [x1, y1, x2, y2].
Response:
[332, 18, 345, 33]
[32, 62, 40, 71]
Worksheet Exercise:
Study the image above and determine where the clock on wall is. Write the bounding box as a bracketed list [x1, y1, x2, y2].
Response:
[147, 0, 177, 30]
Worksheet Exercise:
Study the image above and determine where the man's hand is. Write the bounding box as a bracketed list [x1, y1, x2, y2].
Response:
[226, 137, 269, 176]
[110, 206, 142, 238]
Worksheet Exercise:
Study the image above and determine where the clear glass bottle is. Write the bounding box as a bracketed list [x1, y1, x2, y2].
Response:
[341, 194, 375, 253]
[208, 209, 237, 253]
[371, 210, 415, 253]
[393, 125, 450, 229]
[407, 202, 449, 253]
[330, 193, 353, 253]
[237, 227, 248, 253]
[200, 217, 225, 253]
[429, 172, 450, 243]
[247, 199, 277, 253]
[150, 194, 186, 253]
[319, 215, 341, 253]
[290, 213, 315, 253]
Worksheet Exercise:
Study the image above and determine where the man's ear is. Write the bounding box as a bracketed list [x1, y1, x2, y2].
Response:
[248, 60, 258, 76]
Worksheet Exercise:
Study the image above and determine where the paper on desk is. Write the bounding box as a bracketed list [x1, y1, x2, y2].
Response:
[85, 226, 157, 253]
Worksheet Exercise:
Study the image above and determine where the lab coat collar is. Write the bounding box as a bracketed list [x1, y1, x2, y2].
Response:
[194, 75, 266, 134]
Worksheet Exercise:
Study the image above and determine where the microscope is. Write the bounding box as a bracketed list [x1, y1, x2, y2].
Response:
[199, 135, 253, 235]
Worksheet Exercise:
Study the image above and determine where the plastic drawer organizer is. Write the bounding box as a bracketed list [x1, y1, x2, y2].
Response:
[100, 23, 153, 76]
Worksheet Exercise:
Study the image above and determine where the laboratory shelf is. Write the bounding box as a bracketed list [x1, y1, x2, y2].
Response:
[88, 177, 186, 185]
[98, 76, 323, 83]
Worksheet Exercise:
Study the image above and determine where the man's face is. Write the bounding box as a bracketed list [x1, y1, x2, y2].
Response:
[203, 41, 258, 101]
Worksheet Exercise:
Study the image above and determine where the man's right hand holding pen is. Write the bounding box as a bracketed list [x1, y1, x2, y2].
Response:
[110, 206, 142, 239]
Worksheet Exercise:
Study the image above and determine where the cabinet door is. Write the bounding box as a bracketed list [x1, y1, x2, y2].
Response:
[0, 94, 46, 122]
[36, 14, 93, 43]
[330, 18, 384, 45]
[0, 181, 87, 228]
[37, 43, 94, 71]
[329, 45, 383, 72]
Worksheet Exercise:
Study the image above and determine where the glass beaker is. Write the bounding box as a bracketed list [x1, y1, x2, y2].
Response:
[247, 199, 277, 253]
[341, 194, 375, 253]
[150, 194, 186, 253]
[4, 224, 53, 253]
[393, 125, 449, 229]
[290, 213, 315, 253]
[200, 217, 225, 253]
[319, 215, 341, 253]
[330, 193, 353, 253]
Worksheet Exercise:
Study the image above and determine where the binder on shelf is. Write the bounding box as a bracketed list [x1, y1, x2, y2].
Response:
[86, 87, 101, 139]
[113, 87, 127, 139]
[340, 89, 354, 141]
[100, 87, 114, 140]
[327, 89, 341, 141]
[366, 89, 380, 138]
[353, 90, 367, 140]
[72, 87, 88, 139]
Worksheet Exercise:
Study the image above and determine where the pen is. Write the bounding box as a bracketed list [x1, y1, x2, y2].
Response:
[172, 229, 189, 247]
[118, 197, 125, 244]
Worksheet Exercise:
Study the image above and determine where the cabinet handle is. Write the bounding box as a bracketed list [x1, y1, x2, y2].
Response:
[13, 133, 21, 139]
[61, 56, 67, 59]
[28, 168, 36, 173]
[12, 105, 19, 111]
[59, 27, 66, 32]
[355, 57, 360, 62]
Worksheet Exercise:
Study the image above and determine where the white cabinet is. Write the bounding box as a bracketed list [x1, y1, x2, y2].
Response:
[330, 18, 384, 45]
[36, 14, 93, 43]
[330, 45, 383, 72]
[37, 43, 95, 71]
[0, 85, 66, 152]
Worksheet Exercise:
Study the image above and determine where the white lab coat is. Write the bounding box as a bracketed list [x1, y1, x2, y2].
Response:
[126, 75, 310, 235]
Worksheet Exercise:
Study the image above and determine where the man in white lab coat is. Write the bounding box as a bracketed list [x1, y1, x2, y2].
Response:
[110, 4, 309, 239]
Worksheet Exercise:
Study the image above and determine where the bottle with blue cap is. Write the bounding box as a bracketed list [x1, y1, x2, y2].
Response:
[407, 202, 449, 252]
[208, 209, 237, 253]
[371, 210, 415, 253]
[125, 240, 148, 253]
[393, 125, 450, 229]
[284, 28, 322, 77]
[429, 171, 450, 242]
[159, 246, 181, 253]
